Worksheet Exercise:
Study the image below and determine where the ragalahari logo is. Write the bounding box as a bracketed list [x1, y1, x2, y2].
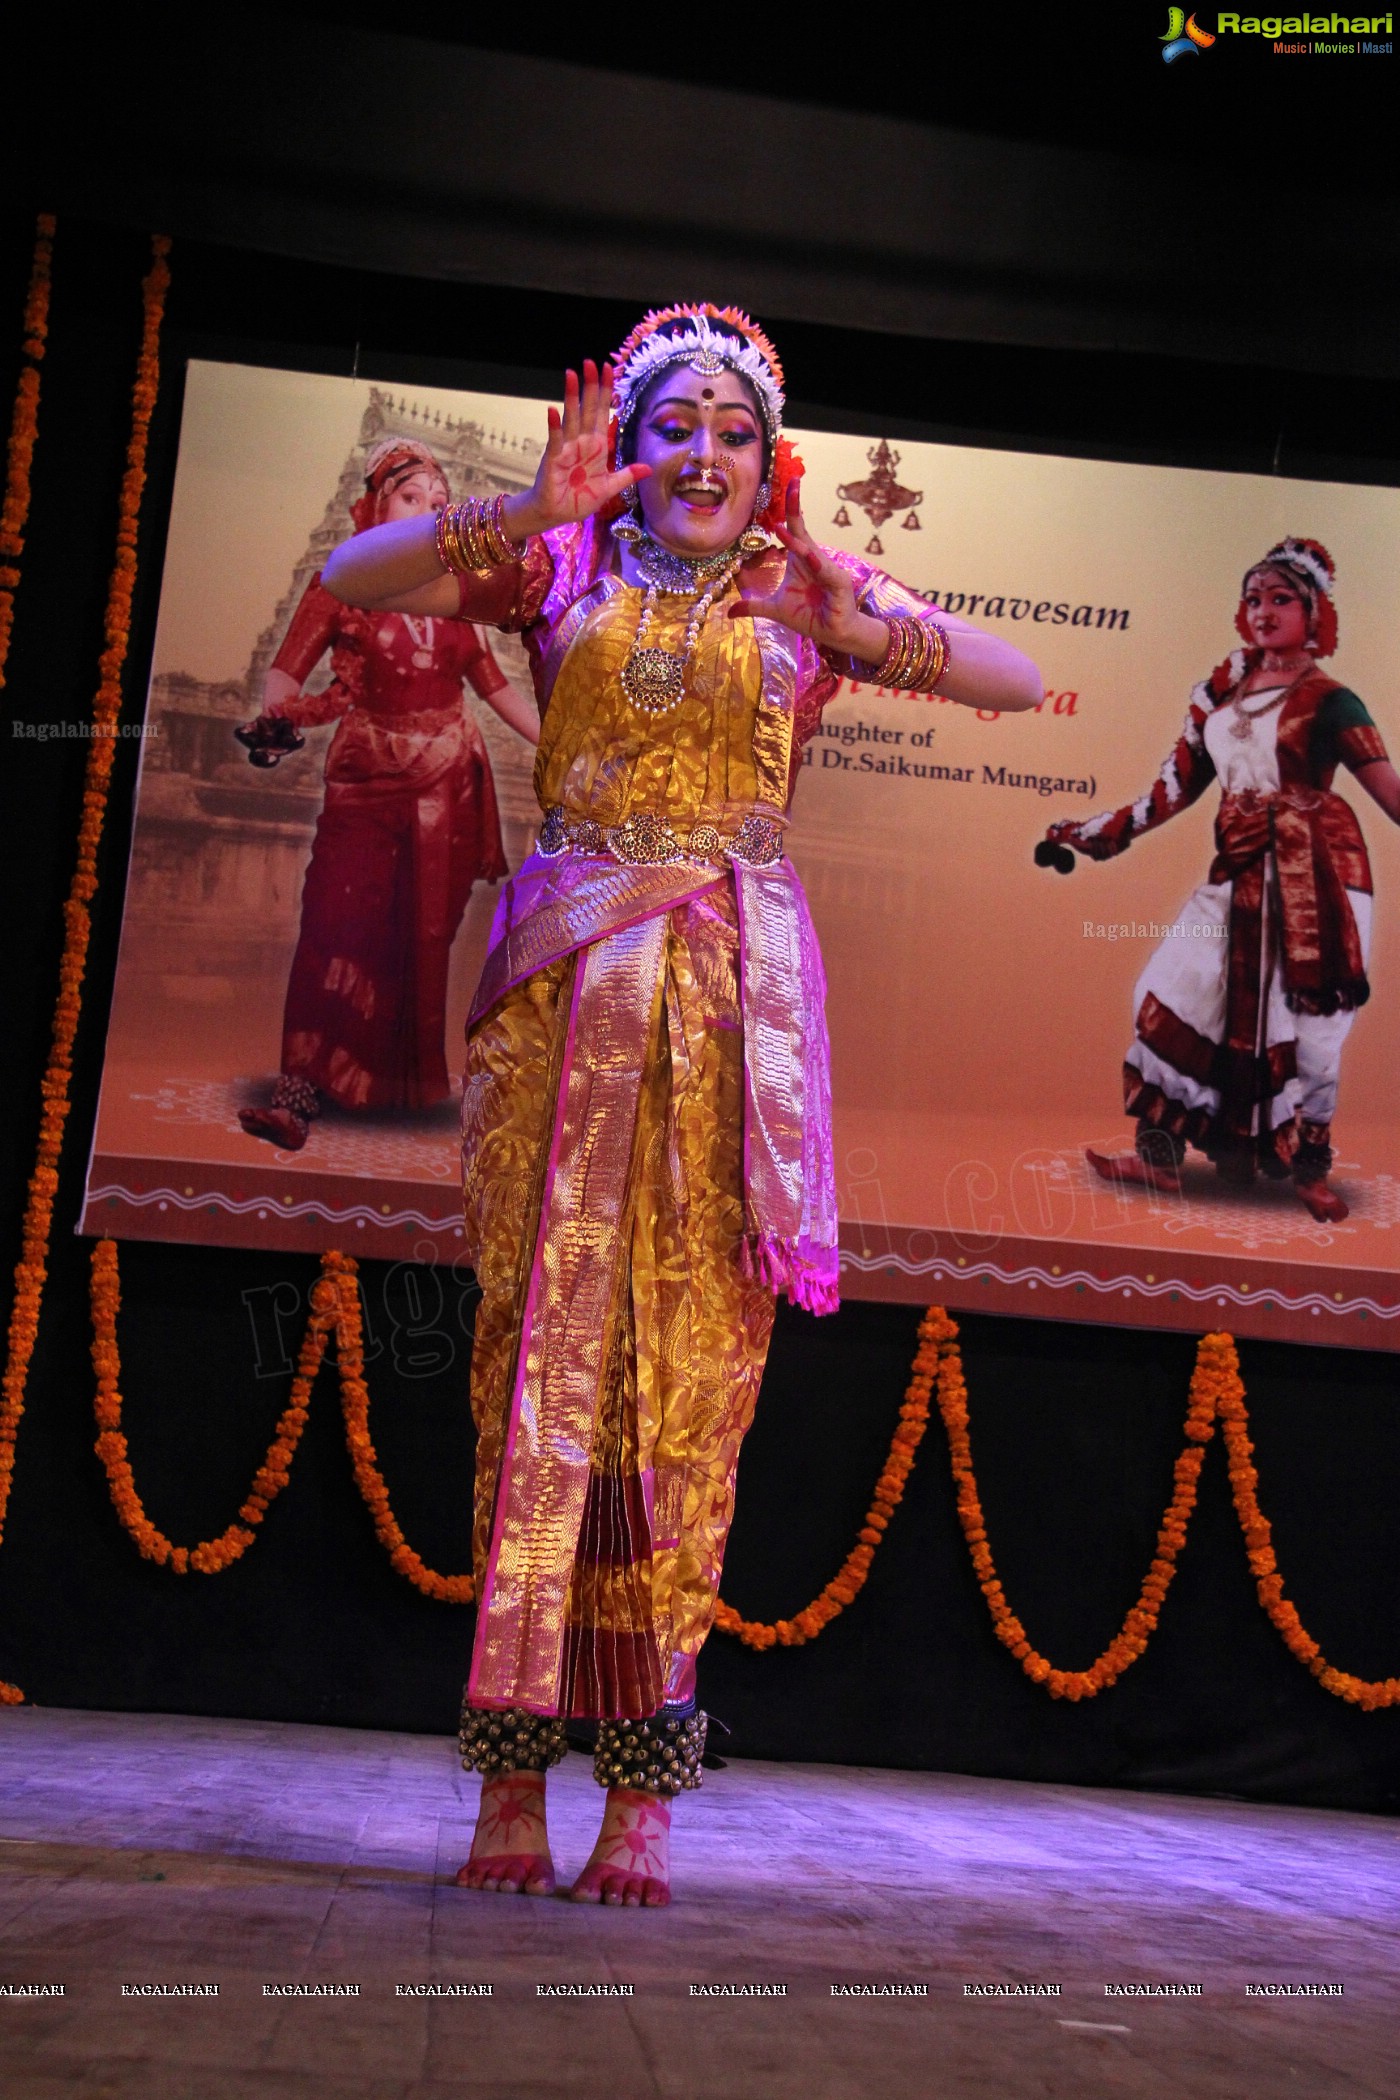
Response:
[1161, 6, 1217, 55]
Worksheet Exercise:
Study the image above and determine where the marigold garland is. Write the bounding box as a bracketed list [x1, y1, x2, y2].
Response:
[0, 235, 170, 1704]
[92, 1236, 326, 1573]
[711, 1306, 943, 1648]
[0, 211, 55, 695]
[71, 1267, 1400, 1717]
[87, 1244, 476, 1603]
[938, 1312, 1216, 1699]
[329, 1256, 474, 1603]
[1211, 1331, 1400, 1711]
[941, 1320, 1400, 1709]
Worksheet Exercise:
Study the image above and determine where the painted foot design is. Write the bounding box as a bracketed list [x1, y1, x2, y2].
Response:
[1085, 1147, 1181, 1195]
[237, 1106, 309, 1151]
[455, 1772, 555, 1896]
[570, 1788, 671, 1908]
[1295, 1177, 1349, 1223]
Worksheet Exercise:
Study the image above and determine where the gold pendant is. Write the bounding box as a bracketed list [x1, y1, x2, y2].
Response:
[1229, 711, 1256, 741]
[621, 646, 686, 714]
[412, 649, 433, 669]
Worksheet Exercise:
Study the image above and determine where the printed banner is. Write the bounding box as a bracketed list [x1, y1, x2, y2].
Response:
[81, 361, 1400, 1348]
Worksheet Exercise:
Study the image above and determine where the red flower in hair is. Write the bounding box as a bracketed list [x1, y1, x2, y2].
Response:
[759, 438, 804, 531]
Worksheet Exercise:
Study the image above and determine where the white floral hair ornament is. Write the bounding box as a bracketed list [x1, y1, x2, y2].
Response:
[611, 305, 786, 450]
[1235, 535, 1339, 658]
[1246, 537, 1335, 599]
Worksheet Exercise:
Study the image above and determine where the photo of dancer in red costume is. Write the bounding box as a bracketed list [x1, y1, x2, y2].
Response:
[1042, 539, 1400, 1223]
[237, 439, 540, 1151]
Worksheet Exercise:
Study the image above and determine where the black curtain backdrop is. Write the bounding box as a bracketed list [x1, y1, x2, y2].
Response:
[0, 210, 1396, 1814]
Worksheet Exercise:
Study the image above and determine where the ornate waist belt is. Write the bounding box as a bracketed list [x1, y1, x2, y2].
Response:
[350, 700, 464, 732]
[537, 804, 784, 870]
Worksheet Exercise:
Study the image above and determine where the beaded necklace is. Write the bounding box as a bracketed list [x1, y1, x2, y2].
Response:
[1228, 661, 1311, 743]
[619, 534, 745, 717]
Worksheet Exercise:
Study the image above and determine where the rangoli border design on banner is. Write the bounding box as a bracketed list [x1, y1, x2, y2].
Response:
[840, 1248, 1400, 1321]
[85, 1180, 463, 1237]
[837, 1235, 1398, 1349]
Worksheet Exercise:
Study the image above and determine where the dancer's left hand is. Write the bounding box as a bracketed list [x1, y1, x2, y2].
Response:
[726, 483, 889, 663]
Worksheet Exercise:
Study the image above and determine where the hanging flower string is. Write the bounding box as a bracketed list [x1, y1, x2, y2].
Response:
[713, 1306, 941, 1648]
[87, 1244, 475, 1603]
[92, 1235, 325, 1573]
[331, 1256, 474, 1603]
[939, 1313, 1216, 1699]
[76, 1250, 1400, 1714]
[0, 235, 170, 1705]
[940, 1321, 1399, 1710]
[0, 211, 55, 697]
[1211, 1331, 1400, 1711]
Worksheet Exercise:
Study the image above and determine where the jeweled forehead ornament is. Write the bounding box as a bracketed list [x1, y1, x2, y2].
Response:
[610, 306, 786, 451]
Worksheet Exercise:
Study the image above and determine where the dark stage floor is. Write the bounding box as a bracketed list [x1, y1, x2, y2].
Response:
[0, 1707, 1395, 2097]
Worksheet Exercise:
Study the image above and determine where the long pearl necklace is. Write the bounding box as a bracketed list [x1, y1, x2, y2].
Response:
[620, 540, 744, 717]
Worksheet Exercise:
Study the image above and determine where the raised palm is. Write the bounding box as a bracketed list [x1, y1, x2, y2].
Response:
[530, 360, 648, 530]
[728, 483, 863, 652]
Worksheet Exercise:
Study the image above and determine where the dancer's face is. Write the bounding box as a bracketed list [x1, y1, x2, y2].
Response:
[632, 367, 766, 556]
[1242, 570, 1309, 655]
[381, 469, 449, 523]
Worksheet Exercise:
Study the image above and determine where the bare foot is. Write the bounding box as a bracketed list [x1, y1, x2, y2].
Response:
[1295, 1177, 1349, 1223]
[1086, 1147, 1181, 1194]
[238, 1106, 308, 1151]
[454, 1772, 555, 1896]
[570, 1789, 671, 1908]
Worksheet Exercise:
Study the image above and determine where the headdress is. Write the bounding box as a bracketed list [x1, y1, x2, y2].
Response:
[350, 438, 448, 533]
[1236, 536, 1338, 658]
[610, 304, 785, 450]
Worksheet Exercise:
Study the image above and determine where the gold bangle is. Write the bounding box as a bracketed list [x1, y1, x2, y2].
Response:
[435, 496, 524, 574]
[872, 614, 950, 693]
[923, 617, 950, 691]
[436, 503, 480, 573]
[481, 491, 525, 565]
[872, 615, 918, 689]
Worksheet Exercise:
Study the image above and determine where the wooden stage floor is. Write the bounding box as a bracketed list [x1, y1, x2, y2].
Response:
[1, 1706, 1395, 2098]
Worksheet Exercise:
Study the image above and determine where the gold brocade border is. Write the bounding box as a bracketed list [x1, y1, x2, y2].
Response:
[0, 211, 55, 696]
[78, 1256, 1400, 1711]
[0, 234, 171, 1704]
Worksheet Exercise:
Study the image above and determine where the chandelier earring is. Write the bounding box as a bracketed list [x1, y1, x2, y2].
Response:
[612, 479, 644, 546]
[738, 478, 773, 559]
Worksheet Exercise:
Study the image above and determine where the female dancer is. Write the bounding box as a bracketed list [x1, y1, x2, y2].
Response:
[238, 438, 540, 1150]
[324, 309, 1042, 1905]
[1044, 539, 1398, 1221]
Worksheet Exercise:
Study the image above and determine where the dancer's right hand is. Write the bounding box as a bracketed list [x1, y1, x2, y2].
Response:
[504, 361, 650, 541]
[1044, 818, 1117, 863]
